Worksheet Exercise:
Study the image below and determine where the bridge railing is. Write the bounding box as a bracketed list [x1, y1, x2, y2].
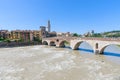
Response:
[75, 37, 120, 42]
[42, 37, 120, 42]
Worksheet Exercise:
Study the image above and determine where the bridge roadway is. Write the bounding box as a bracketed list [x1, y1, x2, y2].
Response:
[42, 37, 120, 54]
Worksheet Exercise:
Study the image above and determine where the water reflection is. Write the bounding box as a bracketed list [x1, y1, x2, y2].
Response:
[79, 48, 94, 53]
[104, 52, 120, 57]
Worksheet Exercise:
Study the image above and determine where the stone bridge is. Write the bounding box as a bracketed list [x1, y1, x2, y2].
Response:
[42, 37, 76, 47]
[42, 37, 120, 54]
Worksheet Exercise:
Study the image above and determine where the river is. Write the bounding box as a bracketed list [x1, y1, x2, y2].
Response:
[0, 44, 120, 80]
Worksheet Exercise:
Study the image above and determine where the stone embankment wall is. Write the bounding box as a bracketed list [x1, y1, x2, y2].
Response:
[0, 41, 42, 48]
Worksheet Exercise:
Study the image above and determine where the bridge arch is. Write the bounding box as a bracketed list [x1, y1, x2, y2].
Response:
[49, 41, 56, 46]
[99, 44, 120, 54]
[42, 41, 48, 45]
[73, 41, 93, 50]
[58, 40, 70, 47]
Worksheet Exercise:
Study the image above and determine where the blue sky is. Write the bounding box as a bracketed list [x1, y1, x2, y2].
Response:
[0, 0, 120, 34]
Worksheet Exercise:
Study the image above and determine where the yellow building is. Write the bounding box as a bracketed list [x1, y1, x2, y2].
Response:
[33, 30, 41, 38]
[10, 30, 33, 42]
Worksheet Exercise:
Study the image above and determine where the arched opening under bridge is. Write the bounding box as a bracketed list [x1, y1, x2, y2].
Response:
[100, 44, 120, 57]
[49, 41, 56, 46]
[59, 40, 70, 48]
[74, 41, 94, 53]
[42, 41, 48, 45]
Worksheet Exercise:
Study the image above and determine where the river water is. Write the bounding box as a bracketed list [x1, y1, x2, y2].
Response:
[0, 44, 120, 80]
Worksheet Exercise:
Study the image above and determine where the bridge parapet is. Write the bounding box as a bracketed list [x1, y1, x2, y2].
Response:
[75, 37, 120, 42]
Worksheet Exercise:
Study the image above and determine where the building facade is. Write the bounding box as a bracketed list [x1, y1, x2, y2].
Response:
[0, 30, 9, 39]
[0, 20, 56, 42]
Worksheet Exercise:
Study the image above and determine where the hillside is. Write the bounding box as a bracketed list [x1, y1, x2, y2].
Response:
[91, 30, 120, 38]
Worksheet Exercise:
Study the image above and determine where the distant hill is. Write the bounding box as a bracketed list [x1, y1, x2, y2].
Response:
[91, 30, 120, 38]
[102, 30, 120, 37]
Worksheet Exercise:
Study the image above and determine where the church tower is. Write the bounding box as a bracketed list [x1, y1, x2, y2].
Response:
[48, 20, 51, 32]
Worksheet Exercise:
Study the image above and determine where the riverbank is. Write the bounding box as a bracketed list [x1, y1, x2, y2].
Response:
[0, 41, 42, 48]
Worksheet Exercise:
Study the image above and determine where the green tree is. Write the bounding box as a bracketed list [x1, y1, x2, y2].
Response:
[90, 33, 102, 37]
[4, 39, 11, 43]
[0, 37, 5, 41]
[73, 33, 79, 37]
[33, 37, 42, 43]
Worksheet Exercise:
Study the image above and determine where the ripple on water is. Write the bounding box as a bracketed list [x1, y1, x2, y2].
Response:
[51, 53, 65, 59]
[0, 65, 24, 80]
[82, 58, 120, 80]
[0, 45, 120, 80]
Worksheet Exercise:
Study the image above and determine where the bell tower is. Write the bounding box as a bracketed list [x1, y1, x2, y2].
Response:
[48, 20, 51, 32]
